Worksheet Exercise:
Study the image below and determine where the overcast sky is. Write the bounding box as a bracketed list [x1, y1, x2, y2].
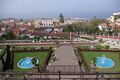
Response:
[0, 0, 120, 19]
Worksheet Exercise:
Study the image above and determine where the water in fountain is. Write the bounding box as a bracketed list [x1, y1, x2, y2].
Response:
[96, 55, 115, 68]
[101, 55, 106, 64]
[27, 61, 31, 64]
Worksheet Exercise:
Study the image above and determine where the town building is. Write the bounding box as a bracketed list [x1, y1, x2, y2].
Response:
[98, 23, 108, 31]
[107, 12, 120, 30]
[33, 18, 56, 28]
[41, 18, 54, 27]
[108, 12, 120, 22]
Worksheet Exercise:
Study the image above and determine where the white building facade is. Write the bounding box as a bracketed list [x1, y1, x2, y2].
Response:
[41, 18, 53, 27]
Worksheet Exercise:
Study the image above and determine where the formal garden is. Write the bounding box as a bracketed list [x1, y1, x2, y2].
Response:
[82, 51, 120, 72]
[0, 45, 54, 73]
[13, 52, 48, 71]
[77, 47, 120, 73]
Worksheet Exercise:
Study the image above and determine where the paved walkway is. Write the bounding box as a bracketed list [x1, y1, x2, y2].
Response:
[100, 38, 120, 49]
[47, 44, 80, 72]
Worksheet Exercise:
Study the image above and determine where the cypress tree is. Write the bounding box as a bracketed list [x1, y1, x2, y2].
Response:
[3, 45, 11, 71]
[59, 13, 64, 23]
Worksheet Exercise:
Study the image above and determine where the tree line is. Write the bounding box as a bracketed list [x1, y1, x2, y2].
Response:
[62, 17, 119, 36]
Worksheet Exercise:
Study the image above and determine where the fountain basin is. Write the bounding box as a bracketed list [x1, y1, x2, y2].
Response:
[95, 57, 114, 68]
[17, 57, 39, 69]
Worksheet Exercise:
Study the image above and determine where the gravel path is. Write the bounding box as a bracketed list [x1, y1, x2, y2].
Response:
[47, 44, 80, 73]
[51, 45, 78, 65]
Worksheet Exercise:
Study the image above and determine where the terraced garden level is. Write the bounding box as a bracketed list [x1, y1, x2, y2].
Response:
[14, 52, 48, 71]
[81, 51, 120, 72]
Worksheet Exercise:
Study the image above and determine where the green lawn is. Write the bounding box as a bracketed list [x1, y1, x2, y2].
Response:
[14, 52, 48, 71]
[81, 51, 120, 72]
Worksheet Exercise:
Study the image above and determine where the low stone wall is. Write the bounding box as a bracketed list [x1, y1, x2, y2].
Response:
[79, 49, 120, 52]
[41, 50, 53, 72]
[13, 49, 50, 52]
[77, 48, 90, 72]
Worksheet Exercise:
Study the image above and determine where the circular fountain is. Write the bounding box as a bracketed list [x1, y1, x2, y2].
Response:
[17, 57, 39, 69]
[95, 55, 115, 68]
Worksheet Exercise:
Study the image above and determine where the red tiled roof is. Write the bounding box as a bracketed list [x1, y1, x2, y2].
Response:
[99, 23, 107, 26]
[11, 28, 20, 35]
[19, 24, 29, 28]
[21, 30, 32, 34]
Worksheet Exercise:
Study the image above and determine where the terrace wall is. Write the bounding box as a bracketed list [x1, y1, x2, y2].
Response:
[0, 71, 120, 79]
[79, 49, 120, 52]
[41, 49, 53, 72]
[77, 48, 90, 72]
[13, 49, 50, 52]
